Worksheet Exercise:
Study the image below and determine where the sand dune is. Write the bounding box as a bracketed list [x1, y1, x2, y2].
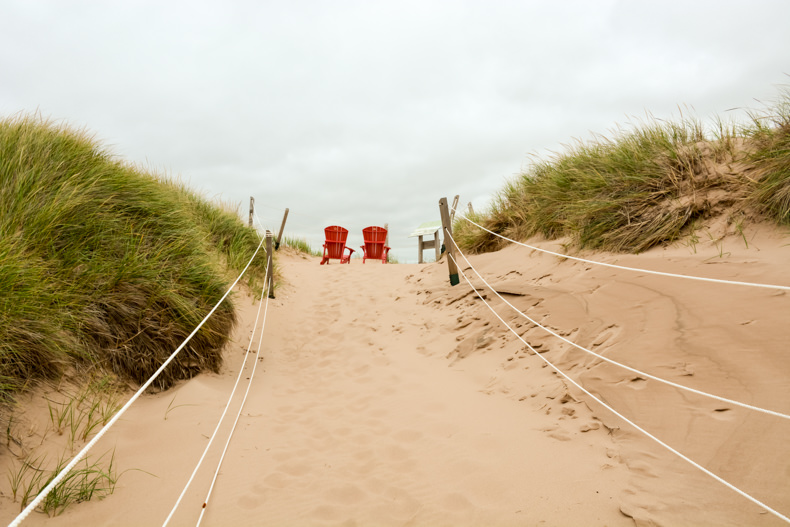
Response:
[1, 225, 789, 526]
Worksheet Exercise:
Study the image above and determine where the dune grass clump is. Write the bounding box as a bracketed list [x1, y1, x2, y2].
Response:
[282, 235, 321, 257]
[0, 115, 269, 398]
[456, 88, 790, 254]
[747, 91, 790, 224]
[7, 450, 119, 516]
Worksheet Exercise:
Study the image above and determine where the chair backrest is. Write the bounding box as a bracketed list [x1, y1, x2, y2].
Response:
[324, 226, 349, 259]
[362, 226, 387, 259]
[325, 225, 349, 243]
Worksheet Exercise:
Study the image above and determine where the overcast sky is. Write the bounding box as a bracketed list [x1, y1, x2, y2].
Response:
[2, 1, 789, 263]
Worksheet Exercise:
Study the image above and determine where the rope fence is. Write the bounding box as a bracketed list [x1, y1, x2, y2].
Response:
[164, 217, 277, 525]
[195, 277, 272, 526]
[452, 209, 790, 292]
[9, 233, 267, 527]
[162, 258, 271, 526]
[8, 192, 786, 524]
[438, 196, 789, 523]
[444, 234, 790, 420]
[447, 251, 789, 524]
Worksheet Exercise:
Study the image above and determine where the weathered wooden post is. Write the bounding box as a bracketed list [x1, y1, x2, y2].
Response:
[275, 208, 289, 250]
[265, 230, 275, 299]
[438, 197, 459, 286]
[249, 197, 255, 227]
[450, 194, 460, 222]
[468, 202, 475, 215]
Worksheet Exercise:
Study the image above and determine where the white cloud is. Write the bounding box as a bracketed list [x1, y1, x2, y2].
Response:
[1, 0, 789, 262]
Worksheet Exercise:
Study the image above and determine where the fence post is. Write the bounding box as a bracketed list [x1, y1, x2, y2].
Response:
[438, 197, 459, 286]
[468, 202, 475, 215]
[275, 208, 289, 250]
[450, 194, 460, 223]
[249, 197, 255, 228]
[265, 230, 275, 299]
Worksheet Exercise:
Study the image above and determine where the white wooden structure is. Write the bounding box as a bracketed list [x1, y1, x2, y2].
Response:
[409, 221, 442, 263]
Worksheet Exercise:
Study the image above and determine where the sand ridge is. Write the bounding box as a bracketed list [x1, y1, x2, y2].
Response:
[1, 226, 788, 526]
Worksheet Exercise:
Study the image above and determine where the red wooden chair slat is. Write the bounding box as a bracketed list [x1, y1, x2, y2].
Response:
[360, 226, 391, 263]
[320, 225, 354, 264]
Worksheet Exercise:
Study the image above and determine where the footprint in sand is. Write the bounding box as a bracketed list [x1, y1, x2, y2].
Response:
[371, 355, 390, 366]
[347, 395, 372, 413]
[262, 471, 291, 489]
[324, 483, 367, 505]
[351, 364, 370, 375]
[393, 429, 423, 443]
[380, 444, 411, 462]
[309, 504, 343, 521]
[237, 494, 260, 510]
[278, 461, 313, 477]
[442, 492, 474, 511]
[334, 426, 352, 437]
[363, 417, 391, 435]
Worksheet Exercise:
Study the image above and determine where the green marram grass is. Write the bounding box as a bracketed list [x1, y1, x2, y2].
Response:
[455, 88, 790, 255]
[0, 115, 270, 398]
[746, 90, 790, 224]
[282, 235, 321, 257]
[7, 449, 119, 516]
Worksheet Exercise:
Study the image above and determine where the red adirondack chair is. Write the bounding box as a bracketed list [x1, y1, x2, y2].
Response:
[360, 226, 391, 263]
[320, 226, 354, 264]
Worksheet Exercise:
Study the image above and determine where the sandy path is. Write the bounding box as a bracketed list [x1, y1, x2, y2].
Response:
[196, 256, 633, 526]
[0, 254, 627, 526]
[3, 228, 789, 526]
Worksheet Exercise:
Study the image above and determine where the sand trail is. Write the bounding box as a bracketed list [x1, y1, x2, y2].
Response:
[2, 227, 789, 526]
[197, 257, 633, 526]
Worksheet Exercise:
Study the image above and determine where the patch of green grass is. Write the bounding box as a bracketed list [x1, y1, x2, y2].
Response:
[282, 236, 321, 257]
[456, 87, 790, 255]
[4, 374, 128, 515]
[0, 115, 270, 398]
[746, 89, 790, 224]
[8, 450, 119, 516]
[44, 375, 123, 448]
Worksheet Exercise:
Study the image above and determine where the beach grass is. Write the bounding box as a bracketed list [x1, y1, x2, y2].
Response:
[746, 90, 790, 224]
[8, 449, 119, 516]
[455, 88, 790, 254]
[282, 235, 321, 257]
[0, 115, 270, 399]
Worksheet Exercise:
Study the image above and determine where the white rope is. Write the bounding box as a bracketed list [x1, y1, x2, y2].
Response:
[445, 235, 790, 420]
[8, 236, 265, 527]
[162, 261, 269, 526]
[447, 253, 790, 524]
[453, 211, 790, 292]
[195, 279, 271, 526]
[253, 210, 268, 234]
